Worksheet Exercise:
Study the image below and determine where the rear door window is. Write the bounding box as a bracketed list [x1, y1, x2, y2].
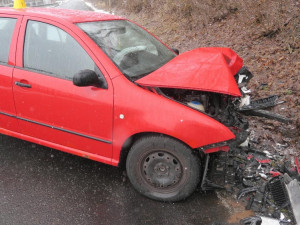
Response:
[23, 20, 96, 80]
[0, 17, 17, 64]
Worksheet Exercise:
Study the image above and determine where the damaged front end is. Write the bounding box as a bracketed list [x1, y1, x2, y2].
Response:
[135, 47, 253, 189]
[153, 83, 250, 154]
[134, 43, 297, 222]
[136, 47, 291, 192]
[137, 48, 255, 150]
[156, 84, 249, 130]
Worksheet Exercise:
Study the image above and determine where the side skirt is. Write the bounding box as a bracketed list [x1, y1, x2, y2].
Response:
[0, 127, 117, 166]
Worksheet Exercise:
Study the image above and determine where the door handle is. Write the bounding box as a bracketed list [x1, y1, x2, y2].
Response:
[15, 81, 32, 88]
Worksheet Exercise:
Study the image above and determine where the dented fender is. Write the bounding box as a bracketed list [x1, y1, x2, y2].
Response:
[111, 75, 235, 165]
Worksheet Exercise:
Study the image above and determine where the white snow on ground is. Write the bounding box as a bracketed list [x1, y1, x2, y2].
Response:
[84, 1, 113, 14]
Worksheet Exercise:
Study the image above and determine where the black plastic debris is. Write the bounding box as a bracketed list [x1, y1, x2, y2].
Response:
[206, 145, 299, 225]
[209, 67, 296, 224]
[268, 177, 289, 208]
[242, 109, 291, 124]
[239, 95, 282, 111]
[234, 150, 299, 224]
[236, 90, 291, 124]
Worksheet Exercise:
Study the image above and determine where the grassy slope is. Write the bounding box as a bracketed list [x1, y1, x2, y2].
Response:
[92, 0, 300, 152]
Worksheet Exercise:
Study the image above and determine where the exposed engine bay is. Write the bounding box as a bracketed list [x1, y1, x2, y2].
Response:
[149, 67, 290, 133]
[158, 88, 248, 129]
[153, 67, 254, 133]
[144, 66, 291, 153]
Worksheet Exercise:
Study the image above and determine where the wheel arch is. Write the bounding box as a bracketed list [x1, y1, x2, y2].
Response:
[118, 132, 195, 168]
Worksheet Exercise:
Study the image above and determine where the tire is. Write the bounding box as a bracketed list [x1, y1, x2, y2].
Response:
[126, 135, 200, 202]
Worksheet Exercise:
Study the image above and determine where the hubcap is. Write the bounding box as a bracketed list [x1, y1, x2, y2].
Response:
[142, 152, 182, 188]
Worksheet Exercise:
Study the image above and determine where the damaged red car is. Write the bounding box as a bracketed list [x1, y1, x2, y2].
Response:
[0, 8, 252, 201]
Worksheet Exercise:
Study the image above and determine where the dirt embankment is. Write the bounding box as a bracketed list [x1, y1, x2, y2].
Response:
[92, 0, 300, 153]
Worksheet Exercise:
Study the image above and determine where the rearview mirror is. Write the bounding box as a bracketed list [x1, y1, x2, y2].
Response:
[73, 69, 105, 88]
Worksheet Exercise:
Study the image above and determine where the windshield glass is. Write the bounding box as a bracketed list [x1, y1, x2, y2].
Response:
[77, 20, 176, 80]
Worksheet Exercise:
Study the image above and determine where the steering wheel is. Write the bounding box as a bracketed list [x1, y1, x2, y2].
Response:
[113, 45, 147, 65]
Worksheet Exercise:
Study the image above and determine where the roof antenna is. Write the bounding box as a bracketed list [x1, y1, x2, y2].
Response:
[14, 0, 26, 9]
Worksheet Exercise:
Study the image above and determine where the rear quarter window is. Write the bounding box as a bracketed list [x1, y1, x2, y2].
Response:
[0, 17, 17, 64]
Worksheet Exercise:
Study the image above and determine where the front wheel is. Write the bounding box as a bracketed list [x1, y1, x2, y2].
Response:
[126, 136, 200, 202]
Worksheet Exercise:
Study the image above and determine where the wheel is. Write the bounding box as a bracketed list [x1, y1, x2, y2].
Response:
[126, 135, 200, 202]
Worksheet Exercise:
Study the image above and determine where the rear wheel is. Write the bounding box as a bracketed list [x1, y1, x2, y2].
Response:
[126, 136, 200, 202]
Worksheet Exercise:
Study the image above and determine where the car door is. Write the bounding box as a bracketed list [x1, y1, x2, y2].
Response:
[0, 15, 22, 132]
[13, 17, 113, 163]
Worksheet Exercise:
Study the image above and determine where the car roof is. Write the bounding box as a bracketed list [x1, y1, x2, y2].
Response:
[0, 7, 123, 23]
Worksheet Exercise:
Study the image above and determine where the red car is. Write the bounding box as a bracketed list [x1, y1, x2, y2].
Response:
[0, 8, 250, 201]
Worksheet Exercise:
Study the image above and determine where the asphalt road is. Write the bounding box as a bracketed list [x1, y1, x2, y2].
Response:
[0, 134, 229, 225]
[0, 1, 231, 224]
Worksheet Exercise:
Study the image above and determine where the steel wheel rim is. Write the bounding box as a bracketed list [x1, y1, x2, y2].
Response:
[141, 151, 183, 189]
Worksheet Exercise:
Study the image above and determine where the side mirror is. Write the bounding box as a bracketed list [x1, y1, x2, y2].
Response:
[73, 69, 105, 88]
[171, 48, 179, 55]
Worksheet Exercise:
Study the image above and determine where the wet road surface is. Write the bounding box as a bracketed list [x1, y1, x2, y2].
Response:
[0, 134, 230, 225]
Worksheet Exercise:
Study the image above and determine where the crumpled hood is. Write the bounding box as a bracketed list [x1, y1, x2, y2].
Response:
[136, 47, 243, 97]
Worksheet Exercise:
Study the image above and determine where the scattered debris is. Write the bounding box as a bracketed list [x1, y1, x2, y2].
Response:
[242, 109, 292, 124]
[286, 179, 300, 225]
[205, 143, 300, 225]
[190, 64, 300, 225]
[240, 215, 292, 225]
[238, 95, 282, 112]
[240, 216, 262, 225]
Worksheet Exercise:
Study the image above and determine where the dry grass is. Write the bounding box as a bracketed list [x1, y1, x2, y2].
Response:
[96, 0, 299, 36]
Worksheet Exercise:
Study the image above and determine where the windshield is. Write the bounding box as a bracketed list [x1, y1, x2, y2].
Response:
[77, 20, 176, 80]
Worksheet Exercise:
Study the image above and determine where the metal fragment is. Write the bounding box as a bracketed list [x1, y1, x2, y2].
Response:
[285, 179, 300, 225]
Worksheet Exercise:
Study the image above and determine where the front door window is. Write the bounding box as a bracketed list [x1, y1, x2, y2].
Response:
[24, 20, 97, 80]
